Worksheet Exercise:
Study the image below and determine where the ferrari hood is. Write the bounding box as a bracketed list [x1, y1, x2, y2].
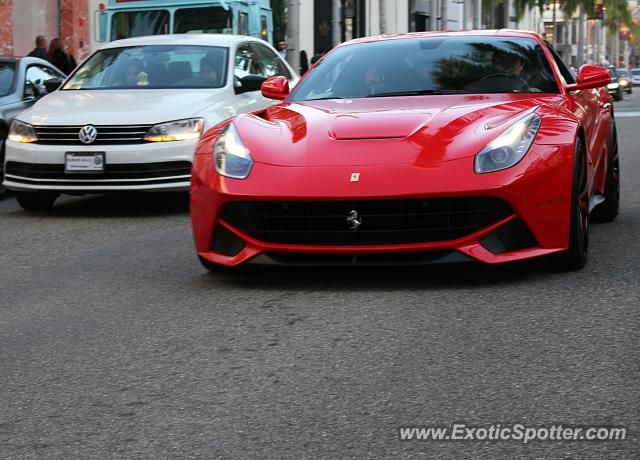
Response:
[16, 88, 226, 126]
[235, 94, 564, 167]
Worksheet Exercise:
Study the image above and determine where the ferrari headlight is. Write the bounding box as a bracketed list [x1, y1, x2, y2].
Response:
[144, 118, 204, 142]
[474, 112, 541, 174]
[213, 123, 253, 179]
[8, 120, 38, 143]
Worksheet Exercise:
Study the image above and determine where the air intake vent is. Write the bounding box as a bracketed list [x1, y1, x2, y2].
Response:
[221, 197, 513, 246]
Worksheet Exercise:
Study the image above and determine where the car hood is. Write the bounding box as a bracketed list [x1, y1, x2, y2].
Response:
[17, 88, 227, 126]
[234, 94, 567, 167]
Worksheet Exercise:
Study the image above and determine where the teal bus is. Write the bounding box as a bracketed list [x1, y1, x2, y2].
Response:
[95, 0, 273, 44]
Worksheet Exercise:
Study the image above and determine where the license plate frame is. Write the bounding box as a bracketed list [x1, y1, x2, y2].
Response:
[64, 152, 106, 174]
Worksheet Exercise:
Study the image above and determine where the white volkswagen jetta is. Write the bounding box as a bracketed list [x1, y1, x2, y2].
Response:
[3, 34, 297, 210]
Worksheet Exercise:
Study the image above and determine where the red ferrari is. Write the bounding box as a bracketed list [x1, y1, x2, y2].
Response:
[190, 30, 619, 271]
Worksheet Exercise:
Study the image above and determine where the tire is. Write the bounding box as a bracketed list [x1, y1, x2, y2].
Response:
[592, 119, 620, 223]
[554, 138, 589, 270]
[614, 89, 623, 101]
[0, 129, 7, 198]
[15, 191, 59, 211]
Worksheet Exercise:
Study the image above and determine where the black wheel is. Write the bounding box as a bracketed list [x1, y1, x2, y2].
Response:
[592, 119, 620, 222]
[15, 191, 59, 211]
[615, 89, 623, 101]
[0, 129, 7, 198]
[554, 138, 589, 270]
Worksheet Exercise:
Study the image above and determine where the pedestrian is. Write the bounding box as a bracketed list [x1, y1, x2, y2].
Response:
[310, 49, 325, 65]
[300, 50, 309, 74]
[27, 35, 48, 60]
[276, 40, 287, 61]
[48, 38, 77, 75]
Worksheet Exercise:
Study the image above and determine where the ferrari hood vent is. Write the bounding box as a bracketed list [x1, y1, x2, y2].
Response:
[328, 111, 436, 140]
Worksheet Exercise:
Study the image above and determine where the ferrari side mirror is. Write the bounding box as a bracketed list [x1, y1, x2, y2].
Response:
[261, 76, 290, 100]
[566, 65, 611, 92]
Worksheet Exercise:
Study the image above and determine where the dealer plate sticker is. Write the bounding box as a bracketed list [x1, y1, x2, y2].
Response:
[65, 152, 105, 173]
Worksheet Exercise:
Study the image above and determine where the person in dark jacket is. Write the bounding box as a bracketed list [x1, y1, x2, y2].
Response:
[27, 35, 48, 60]
[48, 38, 77, 74]
[300, 50, 309, 75]
[310, 49, 325, 65]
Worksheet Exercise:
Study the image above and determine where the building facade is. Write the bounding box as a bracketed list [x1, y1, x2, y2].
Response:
[0, 0, 91, 62]
[297, 0, 464, 58]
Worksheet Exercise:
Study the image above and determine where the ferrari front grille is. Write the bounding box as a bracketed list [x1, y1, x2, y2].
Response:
[220, 197, 513, 246]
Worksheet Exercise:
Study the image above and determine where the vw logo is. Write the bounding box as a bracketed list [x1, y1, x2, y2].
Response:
[346, 210, 362, 231]
[78, 125, 98, 144]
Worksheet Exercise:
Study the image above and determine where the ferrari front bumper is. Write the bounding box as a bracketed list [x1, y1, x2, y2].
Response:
[190, 142, 575, 267]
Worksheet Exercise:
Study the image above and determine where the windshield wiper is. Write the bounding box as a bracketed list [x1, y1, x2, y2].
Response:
[306, 96, 345, 101]
[366, 89, 469, 97]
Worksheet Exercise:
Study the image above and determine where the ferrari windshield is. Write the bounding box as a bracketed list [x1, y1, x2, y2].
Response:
[63, 45, 228, 90]
[289, 36, 559, 101]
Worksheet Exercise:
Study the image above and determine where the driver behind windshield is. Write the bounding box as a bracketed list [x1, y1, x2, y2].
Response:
[364, 63, 385, 95]
[120, 59, 146, 87]
[199, 55, 220, 85]
[492, 50, 525, 79]
[462, 50, 530, 93]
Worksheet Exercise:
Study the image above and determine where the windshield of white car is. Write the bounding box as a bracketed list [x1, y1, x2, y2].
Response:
[289, 37, 559, 101]
[62, 45, 229, 90]
[0, 62, 16, 97]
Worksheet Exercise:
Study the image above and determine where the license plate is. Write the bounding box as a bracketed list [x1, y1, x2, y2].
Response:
[65, 152, 105, 173]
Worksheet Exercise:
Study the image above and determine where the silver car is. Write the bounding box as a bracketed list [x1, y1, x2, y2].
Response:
[0, 56, 65, 196]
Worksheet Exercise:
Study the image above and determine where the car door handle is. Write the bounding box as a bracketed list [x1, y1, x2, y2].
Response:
[600, 102, 612, 111]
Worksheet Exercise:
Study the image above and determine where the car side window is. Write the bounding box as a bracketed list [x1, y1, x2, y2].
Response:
[234, 43, 263, 81]
[252, 43, 292, 80]
[25, 65, 62, 96]
[544, 42, 576, 85]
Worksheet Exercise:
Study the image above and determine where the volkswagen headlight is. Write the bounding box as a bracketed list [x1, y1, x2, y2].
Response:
[8, 120, 38, 143]
[144, 118, 204, 142]
[213, 123, 253, 179]
[474, 112, 541, 174]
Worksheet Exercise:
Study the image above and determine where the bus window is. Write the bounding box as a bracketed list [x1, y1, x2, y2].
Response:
[238, 12, 249, 36]
[111, 10, 169, 40]
[174, 7, 232, 34]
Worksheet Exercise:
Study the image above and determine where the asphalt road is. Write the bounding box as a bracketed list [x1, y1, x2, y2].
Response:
[1, 93, 639, 459]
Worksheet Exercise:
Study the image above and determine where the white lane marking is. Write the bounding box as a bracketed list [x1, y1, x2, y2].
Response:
[615, 111, 640, 118]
